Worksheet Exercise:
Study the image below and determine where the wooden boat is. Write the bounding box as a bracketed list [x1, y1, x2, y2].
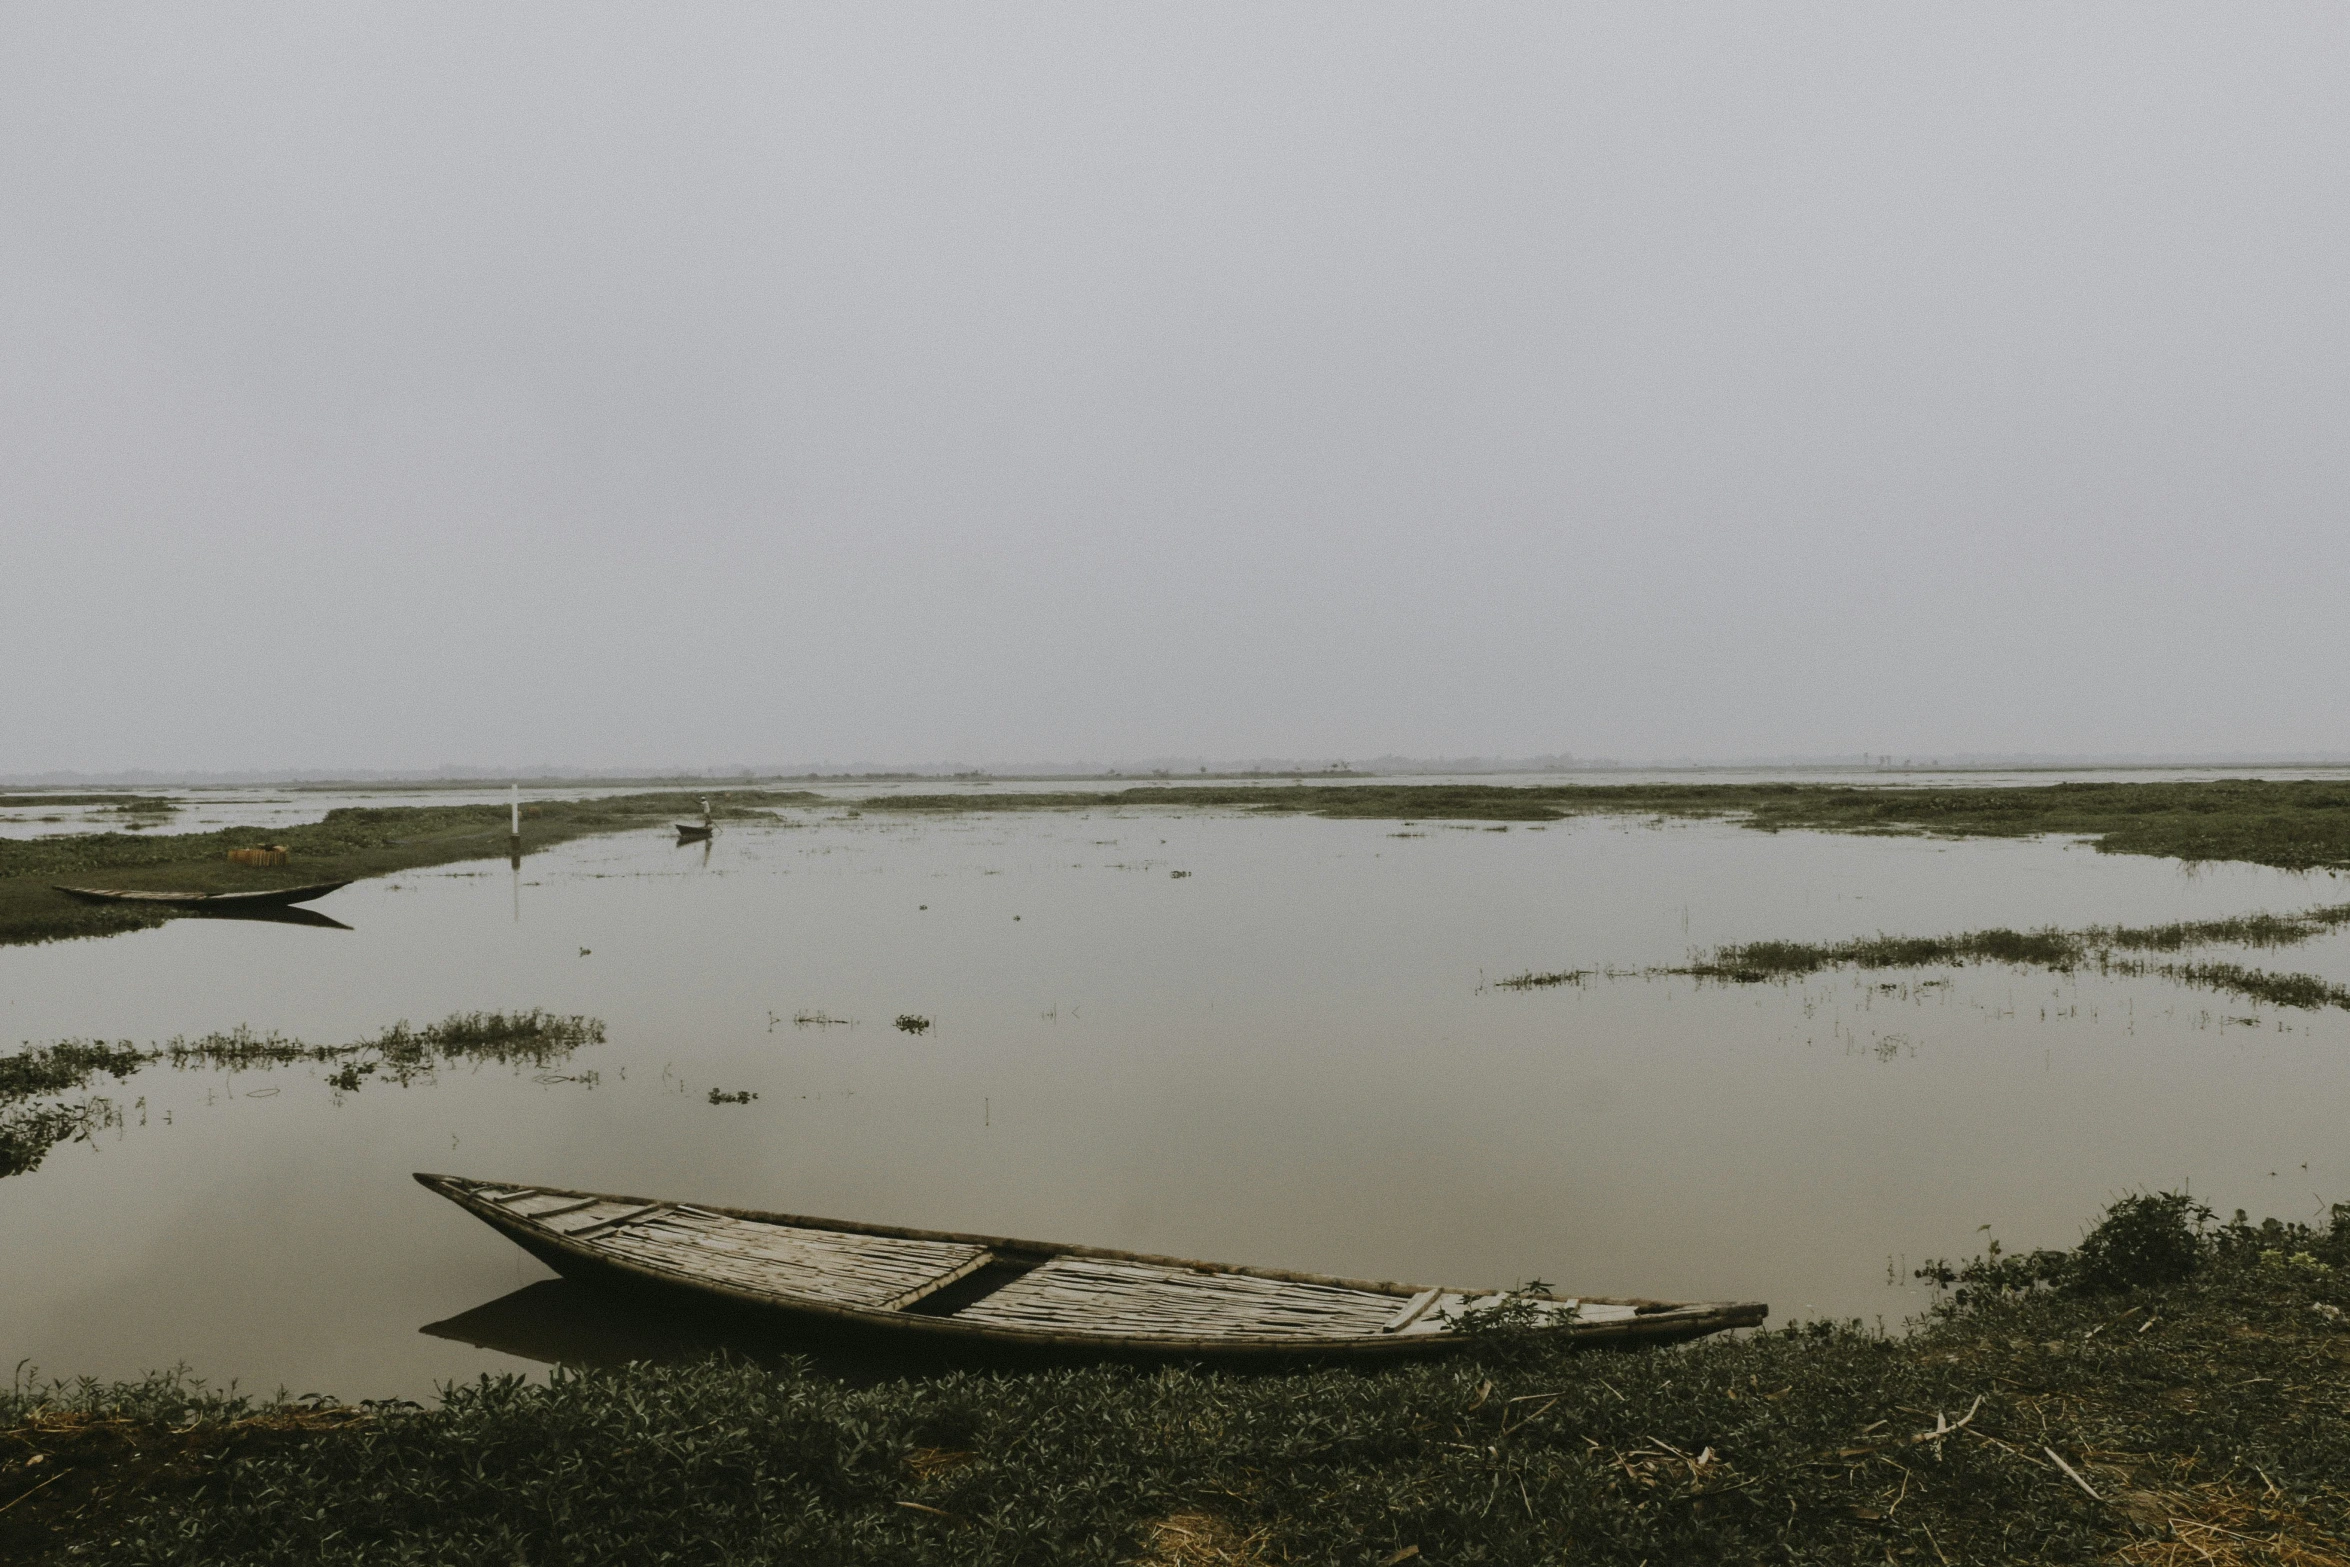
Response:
[674, 822, 713, 841]
[417, 1173, 1765, 1358]
[53, 880, 350, 909]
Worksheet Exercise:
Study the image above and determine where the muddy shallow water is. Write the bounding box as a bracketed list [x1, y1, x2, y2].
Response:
[5, 802, 2347, 1399]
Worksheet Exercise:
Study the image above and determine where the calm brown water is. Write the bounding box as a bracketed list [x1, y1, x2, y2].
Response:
[5, 802, 2347, 1398]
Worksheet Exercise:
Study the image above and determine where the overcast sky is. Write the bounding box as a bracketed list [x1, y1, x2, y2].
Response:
[4, 5, 2345, 773]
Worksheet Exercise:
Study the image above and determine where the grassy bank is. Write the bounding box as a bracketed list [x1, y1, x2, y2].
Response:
[4, 1195, 2345, 1564]
[0, 790, 814, 948]
[860, 778, 2350, 872]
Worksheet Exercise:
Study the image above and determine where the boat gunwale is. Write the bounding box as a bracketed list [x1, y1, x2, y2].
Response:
[415, 1172, 1767, 1355]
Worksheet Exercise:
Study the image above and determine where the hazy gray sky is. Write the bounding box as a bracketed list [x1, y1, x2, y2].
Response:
[5, 5, 2345, 773]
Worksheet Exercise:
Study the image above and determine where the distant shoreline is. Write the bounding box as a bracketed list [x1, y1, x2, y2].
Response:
[11, 756, 2350, 790]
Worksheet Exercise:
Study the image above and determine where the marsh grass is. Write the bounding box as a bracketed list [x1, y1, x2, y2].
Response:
[161, 1028, 324, 1070]
[2118, 961, 2350, 1013]
[858, 778, 2350, 870]
[6, 1195, 2347, 1565]
[0, 1040, 149, 1102]
[361, 1011, 607, 1079]
[0, 790, 818, 947]
[1643, 901, 2350, 1010]
[1489, 969, 1593, 990]
[0, 1011, 605, 1177]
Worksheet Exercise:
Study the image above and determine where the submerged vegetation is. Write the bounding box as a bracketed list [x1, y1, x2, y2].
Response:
[1679, 902, 2350, 984]
[0, 1011, 604, 1178]
[0, 1041, 152, 1177]
[0, 1039, 150, 1101]
[1488, 968, 1594, 990]
[164, 1011, 605, 1082]
[2116, 959, 2350, 1013]
[1636, 900, 2350, 1012]
[5, 1193, 2347, 1564]
[861, 777, 2350, 871]
[0, 789, 816, 947]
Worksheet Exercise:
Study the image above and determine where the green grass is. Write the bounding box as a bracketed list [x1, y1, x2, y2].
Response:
[4, 1195, 2346, 1564]
[0, 790, 817, 948]
[858, 778, 2350, 870]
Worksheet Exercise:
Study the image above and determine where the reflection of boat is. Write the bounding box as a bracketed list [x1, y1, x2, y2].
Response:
[420, 1279, 939, 1379]
[673, 823, 713, 841]
[53, 880, 351, 909]
[422, 1280, 728, 1368]
[192, 904, 353, 930]
[416, 1173, 1765, 1360]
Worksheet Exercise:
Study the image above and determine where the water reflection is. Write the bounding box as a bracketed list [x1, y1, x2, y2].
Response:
[191, 905, 354, 931]
[420, 1280, 967, 1382]
[421, 1280, 738, 1368]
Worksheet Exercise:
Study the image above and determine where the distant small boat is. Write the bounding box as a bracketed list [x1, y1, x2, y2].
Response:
[53, 881, 350, 909]
[674, 823, 713, 841]
[417, 1173, 1765, 1359]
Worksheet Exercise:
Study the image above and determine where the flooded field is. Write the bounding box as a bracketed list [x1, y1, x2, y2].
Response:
[5, 795, 2348, 1400]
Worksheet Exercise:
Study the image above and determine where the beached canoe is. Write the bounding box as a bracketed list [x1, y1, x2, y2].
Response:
[53, 880, 351, 909]
[416, 1173, 1766, 1358]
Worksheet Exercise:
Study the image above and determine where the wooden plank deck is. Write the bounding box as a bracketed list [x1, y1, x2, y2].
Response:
[951, 1255, 1404, 1339]
[584, 1204, 986, 1310]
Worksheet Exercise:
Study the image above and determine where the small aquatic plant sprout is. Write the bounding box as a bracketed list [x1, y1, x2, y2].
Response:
[894, 1014, 932, 1035]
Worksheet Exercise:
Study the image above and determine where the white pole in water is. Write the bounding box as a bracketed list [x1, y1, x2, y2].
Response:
[509, 783, 522, 863]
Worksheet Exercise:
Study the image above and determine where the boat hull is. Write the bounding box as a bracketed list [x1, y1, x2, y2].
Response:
[54, 880, 351, 909]
[417, 1173, 1765, 1361]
